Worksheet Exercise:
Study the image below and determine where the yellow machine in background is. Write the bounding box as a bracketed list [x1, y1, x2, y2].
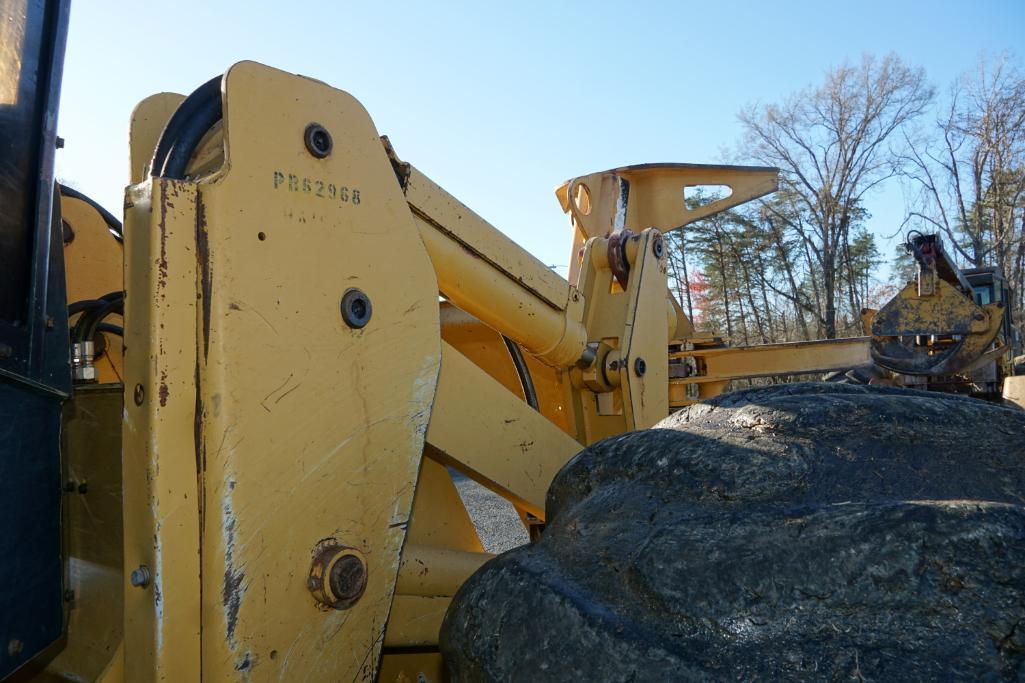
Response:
[863, 232, 1020, 400]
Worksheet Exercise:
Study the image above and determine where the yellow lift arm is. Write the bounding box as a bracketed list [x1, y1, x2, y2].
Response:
[45, 61, 872, 682]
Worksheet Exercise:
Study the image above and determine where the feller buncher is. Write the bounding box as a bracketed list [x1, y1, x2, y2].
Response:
[860, 232, 1023, 399]
[3, 3, 1024, 681]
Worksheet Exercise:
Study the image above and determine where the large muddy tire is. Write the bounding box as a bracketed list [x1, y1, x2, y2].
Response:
[441, 383, 1025, 681]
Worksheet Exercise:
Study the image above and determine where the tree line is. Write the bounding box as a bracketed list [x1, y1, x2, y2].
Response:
[670, 53, 1025, 344]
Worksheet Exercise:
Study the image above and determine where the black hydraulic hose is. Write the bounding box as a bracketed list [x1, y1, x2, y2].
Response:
[502, 336, 539, 412]
[97, 323, 123, 337]
[96, 291, 123, 303]
[69, 290, 123, 318]
[72, 291, 124, 343]
[68, 298, 107, 316]
[58, 184, 124, 242]
[151, 75, 223, 180]
[77, 298, 123, 343]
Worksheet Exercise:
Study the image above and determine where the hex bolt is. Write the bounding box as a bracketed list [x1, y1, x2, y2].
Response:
[304, 123, 333, 159]
[0, 343, 12, 359]
[634, 357, 647, 377]
[133, 383, 145, 406]
[130, 565, 151, 588]
[77, 482, 88, 494]
[7, 639, 23, 656]
[340, 288, 373, 329]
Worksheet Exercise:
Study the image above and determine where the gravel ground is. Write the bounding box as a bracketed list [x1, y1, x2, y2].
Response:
[451, 471, 529, 554]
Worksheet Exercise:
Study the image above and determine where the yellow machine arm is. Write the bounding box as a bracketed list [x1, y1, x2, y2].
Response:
[44, 62, 794, 682]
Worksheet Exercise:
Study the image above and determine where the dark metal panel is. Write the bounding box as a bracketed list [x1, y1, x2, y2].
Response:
[0, 0, 71, 393]
[0, 0, 73, 677]
[0, 382, 64, 678]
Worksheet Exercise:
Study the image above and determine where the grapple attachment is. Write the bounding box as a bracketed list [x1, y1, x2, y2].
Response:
[868, 234, 1004, 376]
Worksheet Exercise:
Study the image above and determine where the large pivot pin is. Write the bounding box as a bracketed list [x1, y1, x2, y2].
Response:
[308, 540, 368, 610]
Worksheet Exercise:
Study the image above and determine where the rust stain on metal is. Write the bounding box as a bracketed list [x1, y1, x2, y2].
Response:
[158, 372, 169, 407]
[195, 193, 213, 361]
[194, 363, 205, 474]
[157, 182, 170, 298]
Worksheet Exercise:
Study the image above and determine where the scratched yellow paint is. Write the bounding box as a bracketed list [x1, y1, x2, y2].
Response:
[193, 63, 441, 680]
[121, 179, 203, 681]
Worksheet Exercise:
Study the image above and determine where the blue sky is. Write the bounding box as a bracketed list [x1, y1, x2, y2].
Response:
[57, 1, 1024, 275]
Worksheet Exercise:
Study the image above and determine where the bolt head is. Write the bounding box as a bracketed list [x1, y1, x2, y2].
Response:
[634, 357, 647, 377]
[130, 565, 151, 588]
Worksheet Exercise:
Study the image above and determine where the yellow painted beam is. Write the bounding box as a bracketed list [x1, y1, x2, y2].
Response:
[396, 545, 494, 597]
[378, 652, 444, 683]
[397, 157, 570, 311]
[121, 180, 202, 681]
[672, 337, 871, 383]
[426, 342, 583, 519]
[416, 218, 587, 367]
[383, 595, 451, 648]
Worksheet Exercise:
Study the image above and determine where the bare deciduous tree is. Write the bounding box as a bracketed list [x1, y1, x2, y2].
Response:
[739, 54, 933, 337]
[902, 54, 1025, 282]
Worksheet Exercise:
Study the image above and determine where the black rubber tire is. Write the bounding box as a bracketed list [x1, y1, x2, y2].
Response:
[441, 383, 1025, 681]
